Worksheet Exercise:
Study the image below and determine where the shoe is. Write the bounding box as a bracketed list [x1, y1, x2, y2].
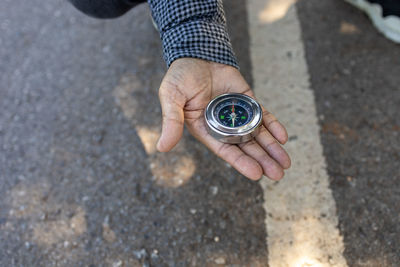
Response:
[345, 0, 400, 43]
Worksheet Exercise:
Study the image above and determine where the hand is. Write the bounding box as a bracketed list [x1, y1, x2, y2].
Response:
[156, 58, 291, 180]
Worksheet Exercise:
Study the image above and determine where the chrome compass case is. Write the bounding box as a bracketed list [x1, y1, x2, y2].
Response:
[205, 93, 263, 144]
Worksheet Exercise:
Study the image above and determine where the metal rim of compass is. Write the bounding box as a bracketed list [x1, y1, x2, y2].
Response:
[204, 93, 263, 144]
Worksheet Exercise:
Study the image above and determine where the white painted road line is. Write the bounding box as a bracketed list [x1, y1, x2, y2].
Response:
[248, 0, 348, 266]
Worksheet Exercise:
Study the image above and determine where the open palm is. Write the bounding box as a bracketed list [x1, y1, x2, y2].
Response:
[157, 58, 291, 180]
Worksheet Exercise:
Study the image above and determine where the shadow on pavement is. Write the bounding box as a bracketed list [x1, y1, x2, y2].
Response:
[1, 0, 268, 266]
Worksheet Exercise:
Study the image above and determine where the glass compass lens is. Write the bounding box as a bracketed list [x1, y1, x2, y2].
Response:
[205, 93, 263, 144]
[214, 98, 253, 128]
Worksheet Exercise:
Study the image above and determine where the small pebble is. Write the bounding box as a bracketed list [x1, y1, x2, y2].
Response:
[210, 186, 218, 195]
[214, 257, 226, 265]
[133, 249, 147, 259]
[151, 249, 159, 259]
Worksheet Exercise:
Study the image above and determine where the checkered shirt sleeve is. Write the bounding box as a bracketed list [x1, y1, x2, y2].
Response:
[147, 0, 238, 68]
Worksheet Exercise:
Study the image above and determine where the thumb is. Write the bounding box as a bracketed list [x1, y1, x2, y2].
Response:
[157, 88, 186, 152]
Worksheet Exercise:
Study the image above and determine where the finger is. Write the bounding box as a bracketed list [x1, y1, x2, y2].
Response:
[157, 88, 186, 152]
[261, 107, 288, 145]
[239, 140, 284, 180]
[189, 121, 263, 180]
[255, 127, 291, 169]
[214, 142, 263, 180]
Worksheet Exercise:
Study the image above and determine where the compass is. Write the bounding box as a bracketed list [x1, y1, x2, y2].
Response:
[205, 93, 263, 144]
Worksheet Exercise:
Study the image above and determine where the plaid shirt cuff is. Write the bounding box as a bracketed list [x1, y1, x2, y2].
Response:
[148, 0, 238, 69]
[161, 19, 238, 68]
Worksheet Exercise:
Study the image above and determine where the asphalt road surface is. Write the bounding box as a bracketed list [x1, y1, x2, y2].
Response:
[0, 0, 399, 266]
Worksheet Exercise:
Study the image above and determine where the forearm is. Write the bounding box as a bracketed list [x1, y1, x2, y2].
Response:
[148, 0, 238, 68]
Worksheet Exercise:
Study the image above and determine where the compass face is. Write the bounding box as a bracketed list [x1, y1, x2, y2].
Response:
[214, 98, 253, 128]
[205, 93, 263, 144]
